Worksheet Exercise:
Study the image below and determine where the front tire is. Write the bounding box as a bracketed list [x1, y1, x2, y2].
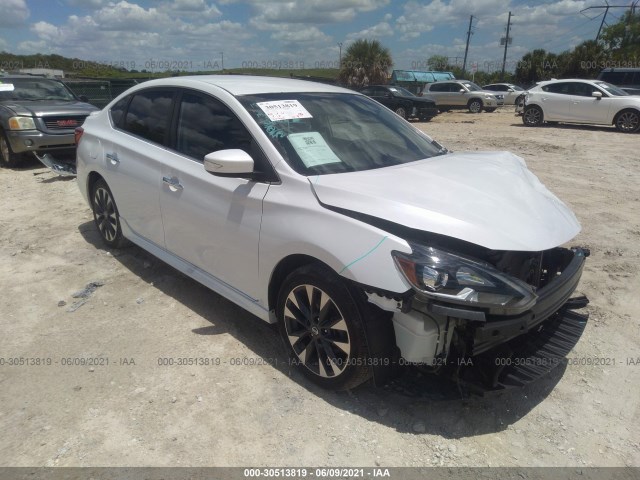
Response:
[614, 109, 640, 133]
[91, 178, 127, 248]
[484, 107, 497, 113]
[0, 131, 23, 168]
[276, 264, 372, 390]
[523, 105, 544, 127]
[468, 99, 483, 113]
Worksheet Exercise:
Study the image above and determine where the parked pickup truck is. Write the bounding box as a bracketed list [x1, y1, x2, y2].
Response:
[0, 75, 99, 174]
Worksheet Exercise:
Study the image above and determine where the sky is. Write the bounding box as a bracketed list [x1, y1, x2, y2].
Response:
[0, 0, 623, 74]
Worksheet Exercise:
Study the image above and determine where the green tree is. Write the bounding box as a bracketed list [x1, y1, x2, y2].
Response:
[515, 49, 561, 86]
[600, 10, 640, 63]
[338, 39, 393, 87]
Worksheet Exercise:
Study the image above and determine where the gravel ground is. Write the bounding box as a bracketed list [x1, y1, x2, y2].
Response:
[0, 107, 638, 468]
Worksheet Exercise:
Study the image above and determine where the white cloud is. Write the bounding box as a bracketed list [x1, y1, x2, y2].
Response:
[346, 21, 394, 41]
[0, 0, 30, 27]
[16, 2, 252, 69]
[272, 26, 332, 45]
[246, 0, 389, 29]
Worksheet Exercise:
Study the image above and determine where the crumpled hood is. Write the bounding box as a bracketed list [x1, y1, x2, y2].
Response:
[2, 100, 98, 117]
[310, 151, 581, 251]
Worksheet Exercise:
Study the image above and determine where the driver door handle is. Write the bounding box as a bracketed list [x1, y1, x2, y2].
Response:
[163, 176, 183, 191]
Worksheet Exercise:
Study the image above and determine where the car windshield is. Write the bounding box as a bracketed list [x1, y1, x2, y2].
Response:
[595, 81, 629, 96]
[0, 78, 76, 101]
[388, 86, 415, 97]
[462, 82, 483, 92]
[239, 92, 446, 176]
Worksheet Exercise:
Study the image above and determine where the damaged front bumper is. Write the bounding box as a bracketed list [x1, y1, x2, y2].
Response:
[367, 247, 590, 391]
[34, 152, 77, 176]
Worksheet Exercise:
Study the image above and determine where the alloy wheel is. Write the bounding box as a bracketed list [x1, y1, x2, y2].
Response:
[523, 107, 542, 126]
[616, 111, 640, 133]
[93, 186, 118, 243]
[283, 284, 351, 378]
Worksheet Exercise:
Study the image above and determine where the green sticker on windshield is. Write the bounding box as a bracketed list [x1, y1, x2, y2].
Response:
[288, 132, 342, 168]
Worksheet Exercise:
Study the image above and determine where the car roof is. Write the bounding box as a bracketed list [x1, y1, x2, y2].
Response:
[538, 78, 599, 84]
[0, 75, 61, 81]
[129, 75, 354, 96]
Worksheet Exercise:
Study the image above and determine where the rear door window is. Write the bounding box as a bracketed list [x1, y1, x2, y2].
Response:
[122, 89, 175, 145]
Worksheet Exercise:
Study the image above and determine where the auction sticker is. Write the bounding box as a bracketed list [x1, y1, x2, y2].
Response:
[257, 100, 312, 121]
[288, 132, 341, 168]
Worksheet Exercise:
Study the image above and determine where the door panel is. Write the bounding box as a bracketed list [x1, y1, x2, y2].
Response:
[101, 89, 175, 247]
[159, 90, 270, 299]
[159, 157, 268, 299]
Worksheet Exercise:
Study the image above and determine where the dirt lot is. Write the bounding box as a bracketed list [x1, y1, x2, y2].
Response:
[1, 108, 639, 468]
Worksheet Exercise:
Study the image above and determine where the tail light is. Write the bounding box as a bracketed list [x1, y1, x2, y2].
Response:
[74, 127, 84, 145]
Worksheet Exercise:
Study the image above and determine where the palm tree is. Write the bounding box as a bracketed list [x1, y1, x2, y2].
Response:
[338, 39, 393, 87]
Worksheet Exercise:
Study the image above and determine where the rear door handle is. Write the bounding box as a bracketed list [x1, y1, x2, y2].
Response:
[162, 176, 183, 191]
[106, 152, 119, 165]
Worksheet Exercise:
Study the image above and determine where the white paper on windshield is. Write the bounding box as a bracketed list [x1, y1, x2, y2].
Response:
[288, 132, 342, 168]
[257, 100, 312, 121]
[0, 83, 15, 92]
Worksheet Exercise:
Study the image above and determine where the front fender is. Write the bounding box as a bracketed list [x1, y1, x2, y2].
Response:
[258, 180, 412, 308]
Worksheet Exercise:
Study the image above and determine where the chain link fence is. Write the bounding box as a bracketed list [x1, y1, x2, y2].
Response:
[62, 78, 142, 108]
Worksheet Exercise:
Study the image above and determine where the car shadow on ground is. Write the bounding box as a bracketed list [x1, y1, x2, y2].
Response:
[78, 221, 563, 439]
[510, 122, 622, 133]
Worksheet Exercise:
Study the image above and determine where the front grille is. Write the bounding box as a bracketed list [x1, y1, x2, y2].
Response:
[42, 115, 88, 131]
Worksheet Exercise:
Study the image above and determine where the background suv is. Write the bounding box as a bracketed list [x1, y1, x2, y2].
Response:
[597, 68, 640, 95]
[0, 75, 98, 170]
[421, 80, 503, 113]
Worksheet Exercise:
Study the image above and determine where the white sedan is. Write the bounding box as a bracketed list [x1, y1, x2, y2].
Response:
[76, 75, 589, 392]
[517, 78, 640, 133]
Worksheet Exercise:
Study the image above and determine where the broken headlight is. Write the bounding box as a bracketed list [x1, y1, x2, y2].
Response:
[392, 243, 537, 311]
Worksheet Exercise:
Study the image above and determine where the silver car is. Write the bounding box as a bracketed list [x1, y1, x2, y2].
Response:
[482, 83, 525, 105]
[75, 75, 590, 392]
[421, 80, 503, 113]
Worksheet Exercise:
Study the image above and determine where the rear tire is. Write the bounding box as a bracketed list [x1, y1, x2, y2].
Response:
[523, 105, 544, 127]
[0, 131, 23, 168]
[614, 109, 640, 133]
[90, 178, 128, 249]
[276, 264, 372, 390]
[484, 107, 497, 113]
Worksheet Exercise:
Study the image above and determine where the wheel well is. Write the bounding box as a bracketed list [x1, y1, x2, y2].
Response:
[87, 171, 104, 197]
[268, 254, 332, 312]
[614, 107, 640, 120]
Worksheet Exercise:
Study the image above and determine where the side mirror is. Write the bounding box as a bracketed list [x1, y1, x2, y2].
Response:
[204, 149, 254, 176]
[79, 95, 89, 102]
[508, 88, 514, 92]
[592, 91, 603, 99]
[459, 89, 465, 93]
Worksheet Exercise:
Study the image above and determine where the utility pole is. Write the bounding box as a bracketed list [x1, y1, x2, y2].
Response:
[462, 15, 475, 78]
[596, 4, 610, 41]
[500, 12, 511, 81]
[338, 42, 343, 69]
[501, 11, 512, 81]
